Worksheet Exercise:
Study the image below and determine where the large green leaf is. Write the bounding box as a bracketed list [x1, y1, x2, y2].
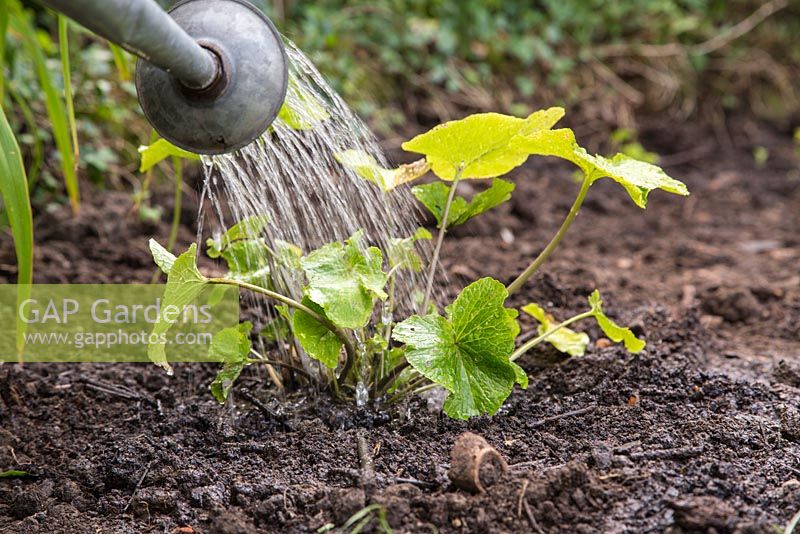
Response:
[138, 138, 200, 173]
[401, 108, 564, 180]
[335, 149, 430, 191]
[412, 178, 515, 228]
[524, 128, 689, 208]
[392, 278, 527, 420]
[587, 290, 645, 352]
[209, 321, 253, 403]
[292, 297, 343, 368]
[11, 5, 79, 213]
[148, 244, 208, 373]
[0, 105, 34, 354]
[300, 232, 387, 329]
[521, 303, 589, 357]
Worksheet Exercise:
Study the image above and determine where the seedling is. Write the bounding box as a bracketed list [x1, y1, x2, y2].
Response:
[148, 107, 688, 420]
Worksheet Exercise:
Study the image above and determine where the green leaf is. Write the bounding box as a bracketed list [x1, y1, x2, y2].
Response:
[138, 138, 200, 173]
[521, 303, 589, 357]
[524, 128, 689, 208]
[587, 153, 689, 208]
[387, 227, 432, 272]
[587, 290, 645, 352]
[272, 239, 303, 272]
[392, 278, 525, 420]
[219, 239, 270, 284]
[292, 297, 343, 368]
[335, 150, 430, 191]
[278, 78, 330, 130]
[412, 178, 515, 228]
[148, 244, 208, 373]
[209, 322, 253, 403]
[108, 43, 131, 81]
[149, 239, 176, 274]
[401, 108, 564, 180]
[0, 105, 34, 354]
[206, 215, 270, 258]
[11, 5, 79, 213]
[300, 232, 388, 329]
[0, 470, 30, 479]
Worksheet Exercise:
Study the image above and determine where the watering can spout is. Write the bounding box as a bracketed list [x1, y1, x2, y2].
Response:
[36, 0, 289, 154]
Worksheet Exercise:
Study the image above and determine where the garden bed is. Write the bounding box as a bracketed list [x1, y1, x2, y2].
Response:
[1, 122, 798, 533]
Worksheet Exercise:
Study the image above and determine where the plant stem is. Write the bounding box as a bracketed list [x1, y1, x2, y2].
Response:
[421, 169, 463, 313]
[207, 277, 356, 384]
[376, 360, 409, 396]
[167, 157, 183, 252]
[246, 354, 312, 381]
[507, 174, 593, 296]
[509, 310, 594, 361]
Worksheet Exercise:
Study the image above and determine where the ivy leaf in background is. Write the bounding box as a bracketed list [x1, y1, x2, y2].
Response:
[209, 321, 253, 403]
[387, 227, 432, 272]
[148, 243, 208, 373]
[335, 149, 430, 191]
[392, 278, 527, 420]
[521, 303, 589, 357]
[292, 297, 343, 368]
[149, 239, 176, 274]
[401, 107, 564, 180]
[412, 178, 515, 228]
[587, 290, 646, 352]
[523, 128, 689, 208]
[138, 138, 200, 173]
[300, 231, 388, 329]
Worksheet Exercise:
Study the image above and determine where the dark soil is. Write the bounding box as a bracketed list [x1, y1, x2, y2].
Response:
[1, 122, 799, 533]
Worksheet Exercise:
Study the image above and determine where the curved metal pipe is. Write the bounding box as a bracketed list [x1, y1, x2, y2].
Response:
[36, 0, 218, 89]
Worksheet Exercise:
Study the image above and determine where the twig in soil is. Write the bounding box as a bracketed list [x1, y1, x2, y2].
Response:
[357, 431, 377, 496]
[522, 497, 544, 534]
[628, 445, 704, 461]
[516, 480, 529, 518]
[530, 405, 598, 429]
[81, 378, 142, 402]
[238, 389, 281, 419]
[122, 461, 153, 513]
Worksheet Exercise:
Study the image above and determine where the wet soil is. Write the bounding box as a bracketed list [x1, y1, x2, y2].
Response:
[1, 122, 799, 533]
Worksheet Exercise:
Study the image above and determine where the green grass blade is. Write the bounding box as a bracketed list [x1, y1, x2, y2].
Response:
[0, 106, 34, 354]
[0, 7, 8, 103]
[8, 88, 43, 187]
[58, 16, 79, 166]
[11, 5, 79, 214]
[108, 43, 131, 81]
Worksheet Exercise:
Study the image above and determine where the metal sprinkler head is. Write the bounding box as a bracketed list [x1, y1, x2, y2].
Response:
[136, 0, 288, 154]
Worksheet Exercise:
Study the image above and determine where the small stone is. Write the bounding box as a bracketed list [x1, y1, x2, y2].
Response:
[595, 338, 612, 349]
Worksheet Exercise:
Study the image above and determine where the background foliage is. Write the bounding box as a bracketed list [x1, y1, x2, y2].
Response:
[269, 0, 800, 130]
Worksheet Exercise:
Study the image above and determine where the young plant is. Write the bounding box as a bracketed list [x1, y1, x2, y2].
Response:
[148, 107, 688, 420]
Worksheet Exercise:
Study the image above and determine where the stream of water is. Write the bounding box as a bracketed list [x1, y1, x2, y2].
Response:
[197, 40, 431, 384]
